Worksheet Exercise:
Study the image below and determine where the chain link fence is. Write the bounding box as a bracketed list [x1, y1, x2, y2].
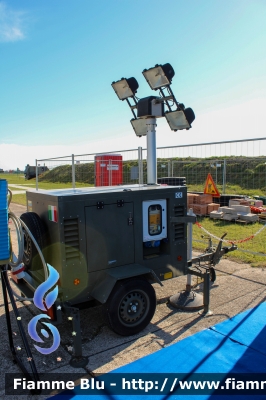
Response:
[35, 138, 266, 262]
[36, 138, 266, 191]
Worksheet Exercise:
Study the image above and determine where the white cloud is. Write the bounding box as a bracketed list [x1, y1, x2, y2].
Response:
[0, 2, 27, 42]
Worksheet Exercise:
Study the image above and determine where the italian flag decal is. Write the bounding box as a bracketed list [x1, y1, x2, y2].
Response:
[48, 205, 58, 222]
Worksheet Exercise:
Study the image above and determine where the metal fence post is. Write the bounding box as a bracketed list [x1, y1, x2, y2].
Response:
[168, 160, 171, 177]
[138, 147, 143, 185]
[35, 159, 38, 191]
[109, 159, 112, 186]
[186, 207, 194, 289]
[223, 159, 226, 194]
[72, 154, 75, 189]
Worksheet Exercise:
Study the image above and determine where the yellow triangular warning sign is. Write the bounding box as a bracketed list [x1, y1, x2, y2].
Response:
[204, 173, 220, 197]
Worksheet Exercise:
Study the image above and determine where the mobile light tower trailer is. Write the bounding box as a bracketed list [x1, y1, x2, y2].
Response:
[6, 63, 236, 369]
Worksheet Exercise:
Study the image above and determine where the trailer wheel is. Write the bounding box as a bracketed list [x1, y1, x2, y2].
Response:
[20, 212, 48, 272]
[103, 279, 156, 336]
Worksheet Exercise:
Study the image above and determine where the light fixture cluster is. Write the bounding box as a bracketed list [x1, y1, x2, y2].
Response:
[111, 63, 195, 136]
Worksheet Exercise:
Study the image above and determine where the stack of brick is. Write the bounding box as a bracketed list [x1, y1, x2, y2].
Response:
[192, 194, 213, 215]
[193, 204, 208, 215]
[207, 203, 220, 214]
[194, 194, 213, 205]
[187, 193, 197, 210]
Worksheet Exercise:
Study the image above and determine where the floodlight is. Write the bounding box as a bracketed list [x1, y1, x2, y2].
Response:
[130, 118, 147, 137]
[142, 63, 175, 90]
[111, 77, 139, 100]
[165, 108, 195, 131]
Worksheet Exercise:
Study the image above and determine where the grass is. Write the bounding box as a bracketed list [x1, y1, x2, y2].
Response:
[188, 183, 266, 198]
[1, 173, 26, 183]
[11, 193, 27, 206]
[36, 181, 92, 190]
[193, 217, 266, 267]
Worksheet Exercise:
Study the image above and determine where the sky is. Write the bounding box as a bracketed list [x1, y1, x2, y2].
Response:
[1, 0, 266, 170]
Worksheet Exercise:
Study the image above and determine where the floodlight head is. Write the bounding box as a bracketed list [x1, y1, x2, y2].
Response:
[130, 118, 147, 137]
[142, 63, 175, 90]
[111, 77, 139, 100]
[165, 108, 195, 131]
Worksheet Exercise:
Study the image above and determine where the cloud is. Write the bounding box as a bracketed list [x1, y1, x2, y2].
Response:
[0, 2, 27, 42]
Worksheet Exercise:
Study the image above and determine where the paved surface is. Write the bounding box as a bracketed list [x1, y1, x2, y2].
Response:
[1, 203, 266, 399]
[8, 184, 35, 195]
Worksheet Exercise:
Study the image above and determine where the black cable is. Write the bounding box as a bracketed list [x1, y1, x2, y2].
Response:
[1, 265, 41, 392]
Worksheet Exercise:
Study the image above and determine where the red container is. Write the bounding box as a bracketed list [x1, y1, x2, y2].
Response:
[95, 154, 123, 186]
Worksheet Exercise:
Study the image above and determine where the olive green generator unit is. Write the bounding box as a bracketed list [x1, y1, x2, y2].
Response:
[20, 184, 194, 336]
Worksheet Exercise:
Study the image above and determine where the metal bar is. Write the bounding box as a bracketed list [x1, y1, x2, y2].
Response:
[203, 271, 210, 313]
[146, 118, 157, 185]
[159, 88, 172, 111]
[167, 160, 171, 177]
[223, 159, 226, 194]
[36, 137, 266, 162]
[71, 310, 83, 357]
[156, 137, 266, 151]
[37, 155, 73, 161]
[35, 159, 38, 191]
[72, 154, 75, 189]
[1, 268, 40, 380]
[62, 305, 83, 357]
[186, 208, 195, 289]
[109, 159, 112, 186]
[1, 268, 16, 360]
[138, 146, 143, 185]
[186, 208, 194, 291]
[126, 98, 137, 119]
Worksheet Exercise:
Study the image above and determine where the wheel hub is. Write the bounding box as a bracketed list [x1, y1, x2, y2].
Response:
[119, 291, 149, 326]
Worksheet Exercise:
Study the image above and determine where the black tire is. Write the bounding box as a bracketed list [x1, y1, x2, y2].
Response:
[20, 212, 48, 272]
[103, 279, 156, 336]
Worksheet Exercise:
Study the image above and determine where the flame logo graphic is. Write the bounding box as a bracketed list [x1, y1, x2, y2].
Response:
[28, 264, 61, 355]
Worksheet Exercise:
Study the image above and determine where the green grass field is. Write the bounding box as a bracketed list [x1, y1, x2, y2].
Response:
[3, 173, 92, 205]
[192, 217, 266, 267]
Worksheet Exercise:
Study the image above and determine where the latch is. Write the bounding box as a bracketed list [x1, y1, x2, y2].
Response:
[97, 201, 104, 209]
[128, 212, 134, 225]
[117, 199, 124, 207]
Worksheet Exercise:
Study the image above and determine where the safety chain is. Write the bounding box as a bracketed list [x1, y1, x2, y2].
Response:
[195, 221, 266, 244]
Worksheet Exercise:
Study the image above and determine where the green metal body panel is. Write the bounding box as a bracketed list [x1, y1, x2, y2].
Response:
[25, 184, 190, 305]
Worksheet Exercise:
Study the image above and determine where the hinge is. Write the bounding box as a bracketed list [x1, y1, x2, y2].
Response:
[117, 199, 124, 207]
[97, 201, 104, 209]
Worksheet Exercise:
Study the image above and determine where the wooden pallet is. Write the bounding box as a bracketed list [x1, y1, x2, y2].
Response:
[236, 219, 257, 225]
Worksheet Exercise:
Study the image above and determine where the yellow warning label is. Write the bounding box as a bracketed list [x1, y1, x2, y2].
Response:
[204, 173, 220, 197]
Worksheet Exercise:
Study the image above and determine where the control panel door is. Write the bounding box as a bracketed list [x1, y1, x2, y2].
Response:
[85, 203, 134, 272]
